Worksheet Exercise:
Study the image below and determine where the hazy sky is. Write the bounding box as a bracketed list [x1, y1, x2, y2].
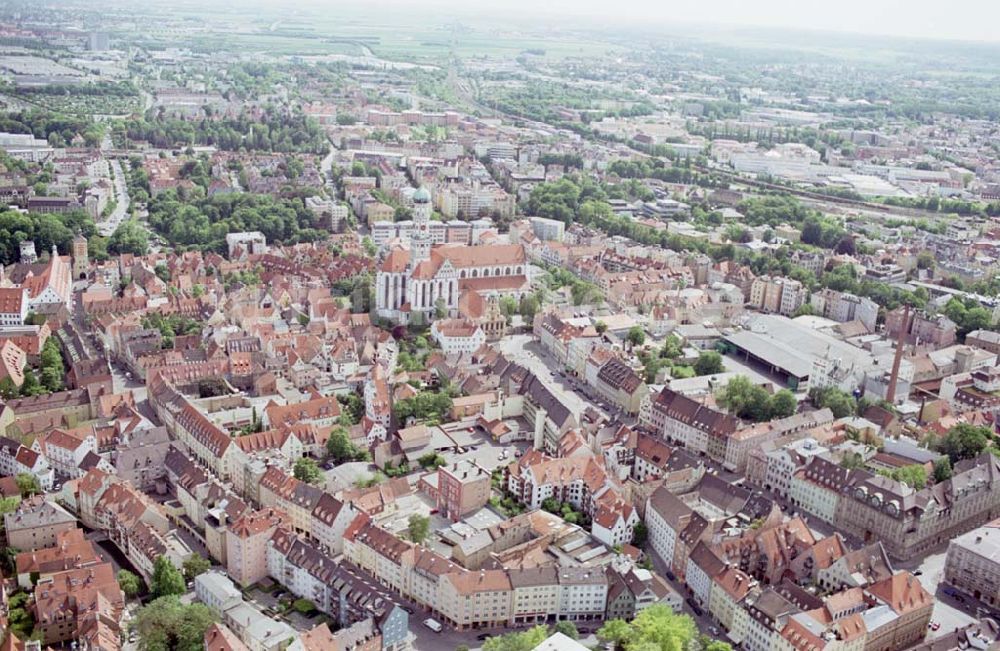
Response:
[367, 0, 1000, 42]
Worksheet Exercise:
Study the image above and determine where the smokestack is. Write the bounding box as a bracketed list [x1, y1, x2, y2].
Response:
[886, 304, 909, 405]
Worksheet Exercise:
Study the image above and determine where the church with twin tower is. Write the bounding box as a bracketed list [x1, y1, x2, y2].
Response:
[375, 187, 531, 325]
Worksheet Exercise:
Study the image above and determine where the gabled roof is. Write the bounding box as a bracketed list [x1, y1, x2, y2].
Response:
[866, 572, 932, 615]
[653, 387, 739, 436]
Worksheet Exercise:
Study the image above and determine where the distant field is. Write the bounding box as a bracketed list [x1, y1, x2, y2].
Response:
[121, 3, 625, 64]
[182, 32, 365, 56]
[11, 91, 141, 117]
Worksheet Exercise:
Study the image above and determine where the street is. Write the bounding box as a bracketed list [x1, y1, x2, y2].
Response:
[898, 548, 978, 639]
[97, 158, 131, 237]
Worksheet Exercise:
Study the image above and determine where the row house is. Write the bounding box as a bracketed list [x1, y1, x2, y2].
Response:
[32, 428, 101, 479]
[788, 456, 861, 524]
[163, 446, 250, 564]
[0, 435, 54, 489]
[817, 543, 894, 593]
[834, 453, 1000, 559]
[723, 409, 834, 474]
[258, 466, 325, 538]
[14, 528, 103, 590]
[533, 311, 600, 372]
[592, 358, 647, 415]
[345, 511, 612, 629]
[264, 392, 341, 431]
[646, 487, 694, 577]
[3, 495, 77, 551]
[644, 387, 739, 456]
[439, 570, 514, 629]
[507, 449, 638, 547]
[605, 566, 682, 620]
[149, 375, 236, 480]
[763, 438, 830, 499]
[32, 561, 124, 648]
[91, 480, 190, 581]
[266, 528, 410, 650]
[227, 507, 287, 588]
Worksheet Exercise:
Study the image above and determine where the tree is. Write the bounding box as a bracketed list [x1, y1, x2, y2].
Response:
[117, 569, 143, 598]
[293, 457, 323, 485]
[935, 423, 993, 464]
[599, 619, 635, 650]
[706, 642, 734, 651]
[878, 464, 927, 489]
[632, 521, 648, 547]
[595, 320, 608, 335]
[20, 367, 43, 397]
[810, 386, 856, 419]
[326, 428, 364, 463]
[793, 304, 816, 318]
[519, 294, 539, 321]
[835, 235, 856, 255]
[418, 452, 446, 469]
[434, 297, 447, 320]
[407, 514, 429, 544]
[627, 325, 646, 349]
[840, 451, 866, 470]
[661, 337, 682, 359]
[108, 220, 149, 256]
[182, 555, 211, 582]
[393, 390, 453, 424]
[6, 590, 34, 639]
[933, 457, 953, 482]
[693, 352, 724, 376]
[716, 376, 772, 422]
[39, 337, 65, 392]
[0, 376, 18, 399]
[768, 390, 798, 419]
[150, 556, 186, 598]
[631, 604, 697, 651]
[916, 251, 936, 270]
[15, 473, 40, 497]
[133, 596, 216, 651]
[482, 625, 550, 651]
[554, 620, 579, 639]
[41, 367, 63, 393]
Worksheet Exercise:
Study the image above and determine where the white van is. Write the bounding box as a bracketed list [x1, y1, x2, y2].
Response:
[423, 618, 443, 633]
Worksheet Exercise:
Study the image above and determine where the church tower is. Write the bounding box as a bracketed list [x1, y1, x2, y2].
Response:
[72, 232, 88, 279]
[410, 186, 433, 267]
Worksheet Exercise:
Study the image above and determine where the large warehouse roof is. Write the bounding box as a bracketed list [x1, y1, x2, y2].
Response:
[724, 314, 874, 380]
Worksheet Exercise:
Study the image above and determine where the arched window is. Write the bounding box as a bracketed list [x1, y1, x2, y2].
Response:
[471, 269, 478, 278]
[484, 268, 491, 277]
[505, 266, 512, 276]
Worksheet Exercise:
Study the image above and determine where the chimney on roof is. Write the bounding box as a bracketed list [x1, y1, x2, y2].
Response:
[885, 304, 909, 404]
